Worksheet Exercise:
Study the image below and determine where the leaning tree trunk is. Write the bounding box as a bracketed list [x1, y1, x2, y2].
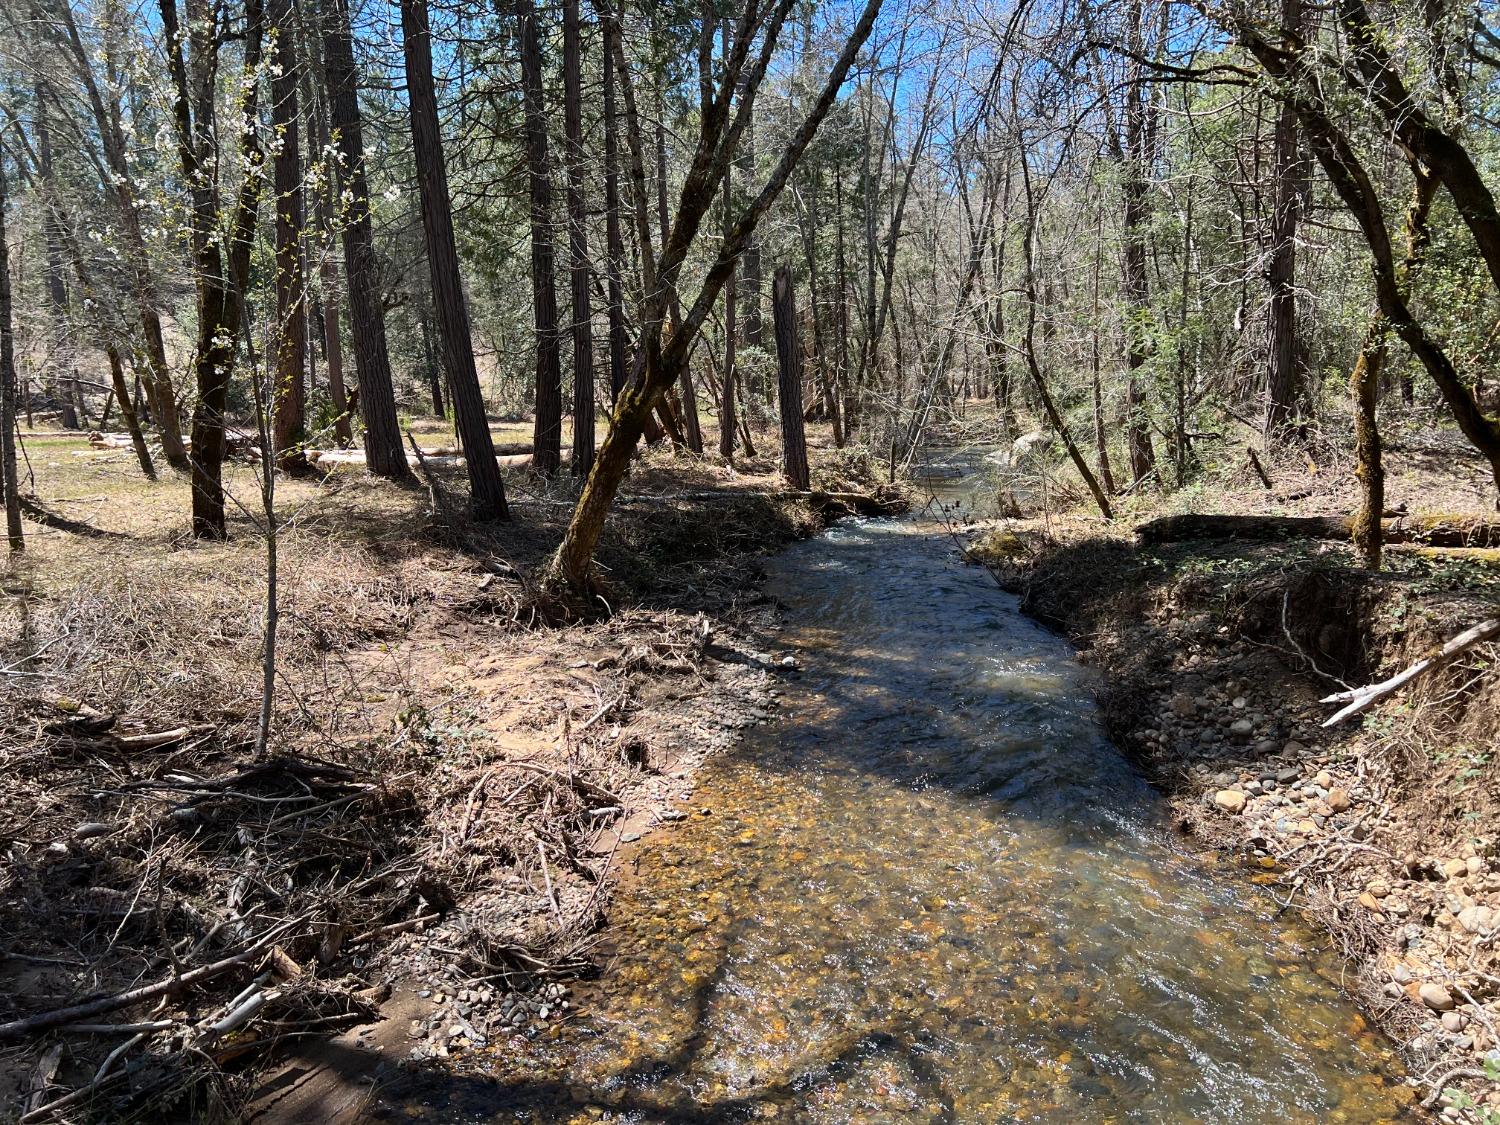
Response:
[401, 0, 508, 519]
[773, 266, 810, 490]
[322, 0, 410, 481]
[545, 0, 882, 598]
[562, 0, 594, 476]
[270, 0, 308, 473]
[106, 348, 155, 480]
[514, 0, 563, 476]
[0, 142, 23, 552]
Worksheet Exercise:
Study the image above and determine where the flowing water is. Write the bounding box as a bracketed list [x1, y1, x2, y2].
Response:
[454, 454, 1407, 1122]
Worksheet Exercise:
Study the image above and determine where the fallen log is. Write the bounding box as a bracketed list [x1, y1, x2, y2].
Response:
[1321, 617, 1500, 726]
[789, 490, 907, 517]
[1135, 512, 1500, 548]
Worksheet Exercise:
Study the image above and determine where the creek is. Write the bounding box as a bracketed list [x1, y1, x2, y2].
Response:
[458, 452, 1406, 1122]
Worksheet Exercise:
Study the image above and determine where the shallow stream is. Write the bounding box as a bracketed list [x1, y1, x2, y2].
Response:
[461, 454, 1406, 1122]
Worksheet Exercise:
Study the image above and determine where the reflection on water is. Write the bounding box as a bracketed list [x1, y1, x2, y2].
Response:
[458, 457, 1407, 1122]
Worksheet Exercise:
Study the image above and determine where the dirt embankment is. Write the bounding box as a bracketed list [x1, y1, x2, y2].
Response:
[968, 517, 1500, 1119]
[0, 433, 904, 1122]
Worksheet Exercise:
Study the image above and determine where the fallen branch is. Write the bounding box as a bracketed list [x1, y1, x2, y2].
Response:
[1321, 617, 1500, 727]
[0, 920, 298, 1042]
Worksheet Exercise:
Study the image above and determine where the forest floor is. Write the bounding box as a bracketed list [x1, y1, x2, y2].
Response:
[962, 412, 1500, 1121]
[0, 418, 902, 1122]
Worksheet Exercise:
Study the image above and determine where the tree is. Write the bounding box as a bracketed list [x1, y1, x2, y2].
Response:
[400, 0, 508, 519]
[562, 0, 594, 476]
[602, 12, 628, 405]
[270, 0, 309, 473]
[1262, 0, 1308, 438]
[159, 0, 267, 538]
[29, 0, 189, 468]
[33, 89, 81, 431]
[322, 0, 411, 481]
[0, 132, 22, 553]
[514, 0, 563, 476]
[545, 0, 884, 598]
[773, 265, 809, 489]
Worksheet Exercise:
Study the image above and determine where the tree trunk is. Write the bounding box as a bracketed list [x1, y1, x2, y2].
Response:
[1120, 0, 1158, 485]
[1350, 319, 1387, 569]
[719, 118, 738, 463]
[602, 15, 628, 404]
[0, 140, 23, 552]
[420, 317, 444, 416]
[33, 97, 80, 431]
[514, 0, 563, 476]
[773, 266, 810, 490]
[160, 0, 266, 537]
[1263, 0, 1307, 439]
[562, 0, 594, 477]
[322, 0, 410, 481]
[107, 348, 156, 480]
[1089, 213, 1117, 493]
[401, 0, 508, 519]
[655, 87, 703, 453]
[304, 30, 353, 447]
[270, 0, 308, 473]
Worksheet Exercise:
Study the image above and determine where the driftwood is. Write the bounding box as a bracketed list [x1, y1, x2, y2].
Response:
[1136, 512, 1500, 549]
[1320, 617, 1500, 726]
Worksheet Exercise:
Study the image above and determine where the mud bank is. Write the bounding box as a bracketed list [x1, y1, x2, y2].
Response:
[971, 523, 1500, 1120]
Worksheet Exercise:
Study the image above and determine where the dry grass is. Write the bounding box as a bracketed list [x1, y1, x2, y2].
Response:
[0, 421, 863, 1121]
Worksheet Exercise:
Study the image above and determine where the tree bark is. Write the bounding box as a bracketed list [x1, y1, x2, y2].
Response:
[514, 0, 563, 475]
[656, 71, 703, 453]
[106, 348, 156, 480]
[563, 0, 594, 477]
[1349, 321, 1386, 569]
[773, 266, 810, 489]
[400, 0, 508, 519]
[270, 0, 309, 473]
[322, 0, 411, 481]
